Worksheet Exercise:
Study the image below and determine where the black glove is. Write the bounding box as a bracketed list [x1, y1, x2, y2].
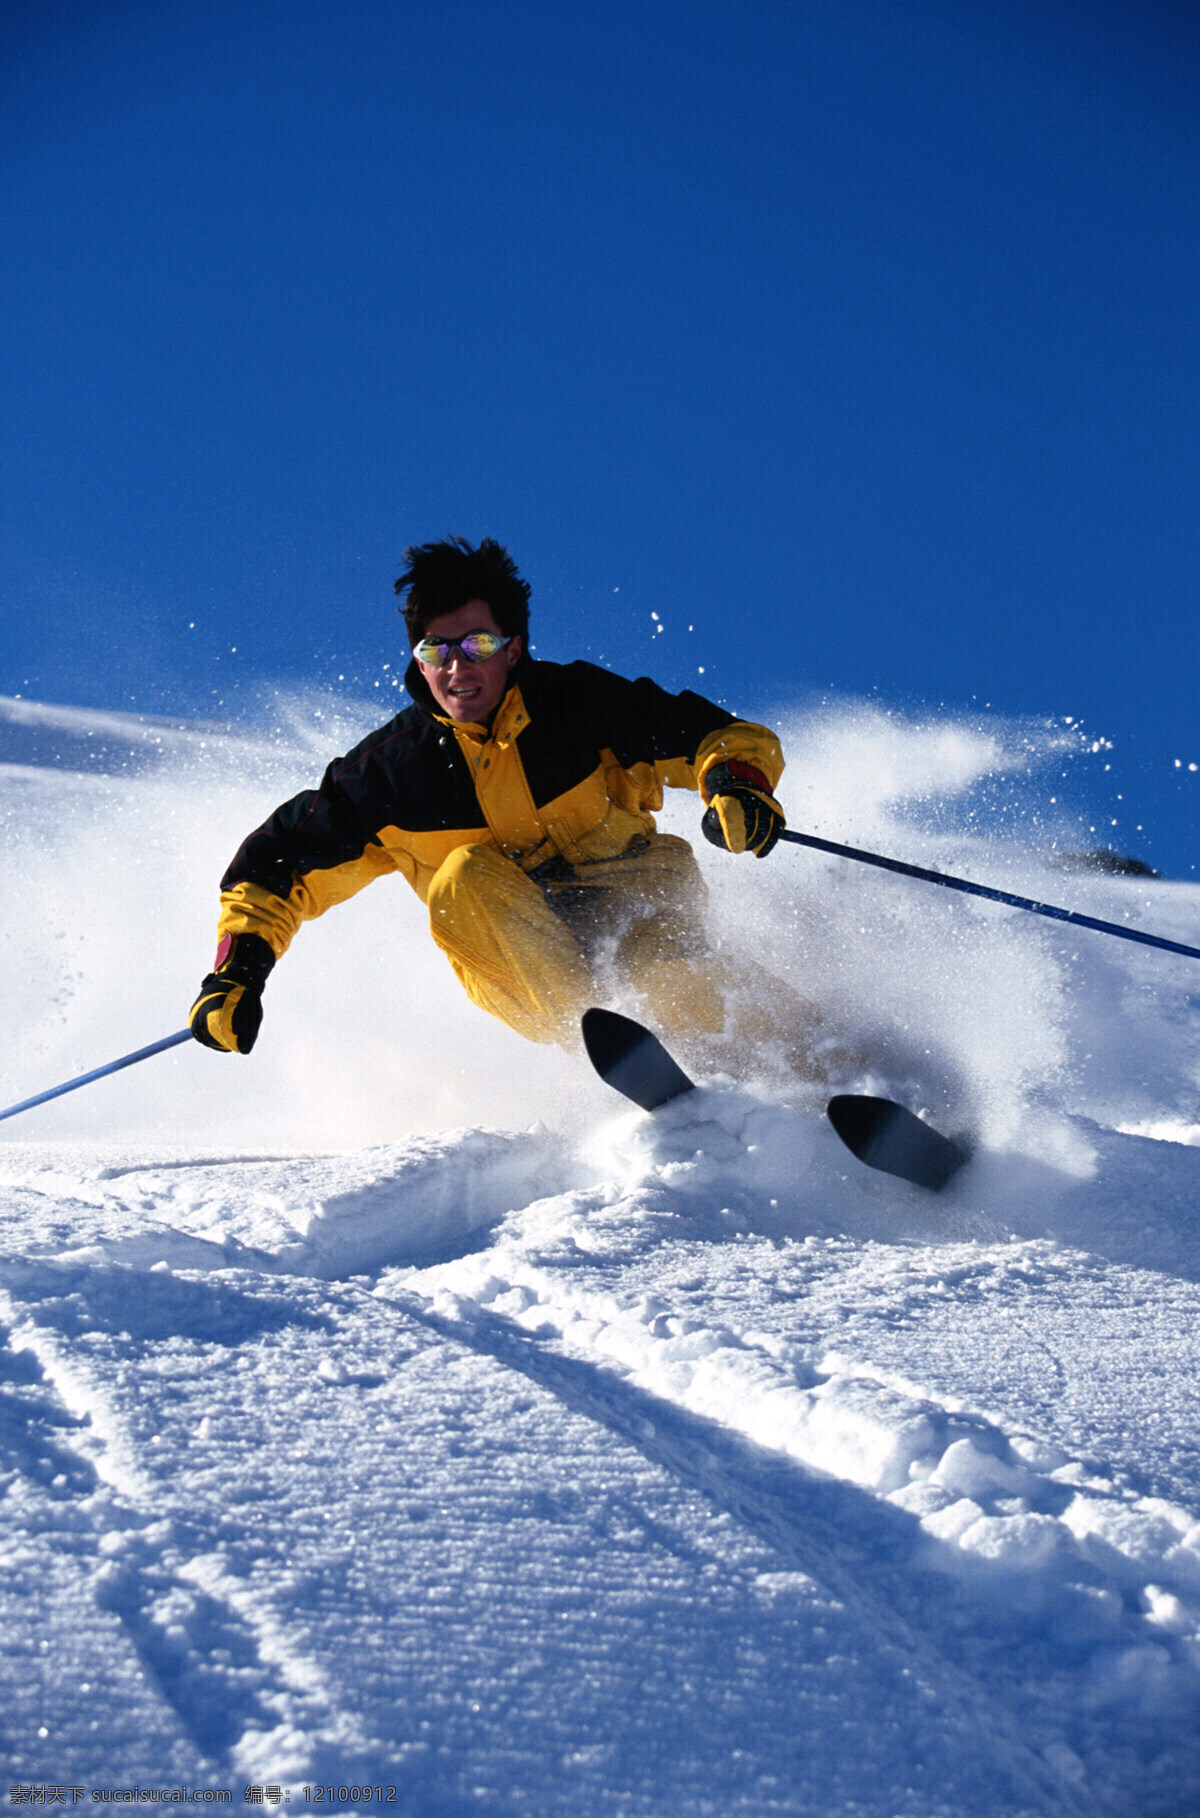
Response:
[701, 760, 786, 858]
[189, 932, 276, 1053]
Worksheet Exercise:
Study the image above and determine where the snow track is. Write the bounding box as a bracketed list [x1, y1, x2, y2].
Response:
[3, 1091, 1200, 1812]
[0, 1243, 1092, 1816]
[0, 1268, 371, 1783]
[387, 1160, 1200, 1814]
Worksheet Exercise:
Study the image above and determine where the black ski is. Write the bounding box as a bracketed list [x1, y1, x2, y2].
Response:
[826, 1094, 969, 1193]
[582, 1008, 969, 1192]
[581, 1007, 695, 1109]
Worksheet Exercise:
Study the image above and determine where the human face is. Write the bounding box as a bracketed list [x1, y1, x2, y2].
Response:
[414, 599, 523, 724]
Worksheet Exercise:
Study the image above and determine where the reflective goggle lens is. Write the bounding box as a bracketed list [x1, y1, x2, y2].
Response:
[414, 631, 511, 666]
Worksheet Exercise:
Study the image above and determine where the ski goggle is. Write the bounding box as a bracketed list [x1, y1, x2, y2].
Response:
[413, 631, 512, 667]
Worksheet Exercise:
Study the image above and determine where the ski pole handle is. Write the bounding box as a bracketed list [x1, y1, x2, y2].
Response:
[0, 1029, 193, 1126]
[779, 829, 1200, 963]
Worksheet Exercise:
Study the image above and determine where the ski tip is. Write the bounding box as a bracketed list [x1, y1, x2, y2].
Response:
[582, 1008, 695, 1111]
[581, 1006, 636, 1063]
[827, 1093, 970, 1193]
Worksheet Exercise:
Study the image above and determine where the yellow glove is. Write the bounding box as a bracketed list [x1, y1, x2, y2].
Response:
[189, 932, 275, 1053]
[701, 761, 786, 857]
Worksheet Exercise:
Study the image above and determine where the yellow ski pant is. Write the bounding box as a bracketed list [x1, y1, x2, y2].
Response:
[426, 835, 728, 1046]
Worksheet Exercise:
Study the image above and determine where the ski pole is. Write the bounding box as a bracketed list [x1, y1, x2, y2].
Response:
[778, 829, 1200, 963]
[0, 1028, 193, 1126]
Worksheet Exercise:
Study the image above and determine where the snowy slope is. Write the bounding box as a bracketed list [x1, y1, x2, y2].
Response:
[2, 691, 1199, 1814]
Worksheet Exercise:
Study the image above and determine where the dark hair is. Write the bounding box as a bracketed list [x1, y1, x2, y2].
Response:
[394, 537, 531, 645]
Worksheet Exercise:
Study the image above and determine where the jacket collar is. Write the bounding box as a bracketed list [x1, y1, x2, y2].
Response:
[403, 649, 535, 738]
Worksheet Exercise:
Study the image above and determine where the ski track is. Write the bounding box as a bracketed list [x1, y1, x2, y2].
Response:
[2, 1088, 1199, 1812]
[0, 1272, 372, 1784]
[385, 1206, 1200, 1813]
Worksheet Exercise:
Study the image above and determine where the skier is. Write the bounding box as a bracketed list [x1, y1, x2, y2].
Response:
[189, 537, 814, 1065]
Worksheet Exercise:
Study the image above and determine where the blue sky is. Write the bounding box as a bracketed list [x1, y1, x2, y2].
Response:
[3, 0, 1198, 874]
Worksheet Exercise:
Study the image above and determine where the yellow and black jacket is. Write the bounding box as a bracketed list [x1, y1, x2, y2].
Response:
[216, 655, 784, 960]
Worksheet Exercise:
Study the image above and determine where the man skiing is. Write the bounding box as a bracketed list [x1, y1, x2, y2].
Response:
[189, 537, 806, 1063]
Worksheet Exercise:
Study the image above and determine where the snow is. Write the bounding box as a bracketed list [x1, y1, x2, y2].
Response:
[2, 690, 1200, 1813]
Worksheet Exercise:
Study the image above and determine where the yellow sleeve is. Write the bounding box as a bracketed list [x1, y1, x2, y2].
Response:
[657, 719, 785, 801]
[216, 842, 402, 961]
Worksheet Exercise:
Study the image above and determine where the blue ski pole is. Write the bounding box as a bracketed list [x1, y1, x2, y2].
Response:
[779, 829, 1200, 963]
[0, 1028, 193, 1126]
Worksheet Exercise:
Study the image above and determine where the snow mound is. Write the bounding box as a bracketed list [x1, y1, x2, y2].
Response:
[3, 1126, 572, 1278]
